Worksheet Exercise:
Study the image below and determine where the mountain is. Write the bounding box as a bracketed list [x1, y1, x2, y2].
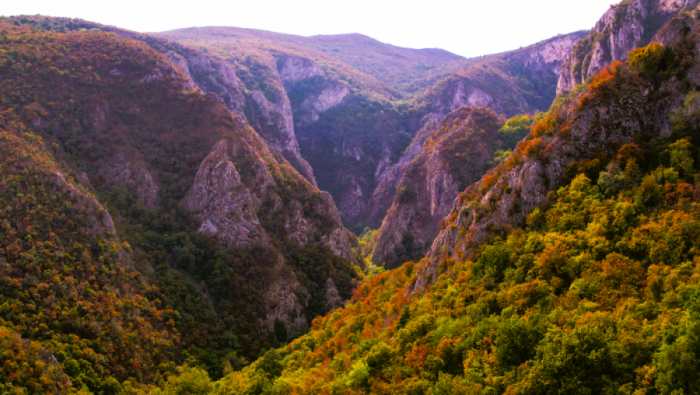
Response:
[0, 18, 362, 390]
[156, 26, 464, 94]
[158, 27, 585, 233]
[210, 6, 700, 394]
[3, 15, 321, 187]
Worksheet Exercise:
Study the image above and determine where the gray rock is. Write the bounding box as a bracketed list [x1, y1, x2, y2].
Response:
[557, 0, 699, 95]
[184, 139, 271, 250]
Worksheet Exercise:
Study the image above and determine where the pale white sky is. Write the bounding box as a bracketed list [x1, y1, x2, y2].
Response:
[2, 0, 617, 58]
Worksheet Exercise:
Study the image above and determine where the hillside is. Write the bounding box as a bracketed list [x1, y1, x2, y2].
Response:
[0, 20, 362, 392]
[366, 0, 700, 268]
[208, 7, 700, 394]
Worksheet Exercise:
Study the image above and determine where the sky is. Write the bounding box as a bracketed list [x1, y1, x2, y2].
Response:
[2, 0, 618, 58]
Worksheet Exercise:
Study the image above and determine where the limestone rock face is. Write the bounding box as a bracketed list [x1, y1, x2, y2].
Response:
[174, 49, 318, 186]
[371, 107, 502, 267]
[184, 139, 270, 250]
[424, 75, 526, 123]
[278, 55, 325, 84]
[164, 51, 201, 92]
[414, 13, 700, 292]
[244, 87, 317, 186]
[182, 121, 359, 335]
[111, 33, 249, 117]
[557, 0, 699, 95]
[277, 55, 350, 125]
[419, 31, 588, 125]
[298, 82, 350, 125]
[284, 190, 359, 262]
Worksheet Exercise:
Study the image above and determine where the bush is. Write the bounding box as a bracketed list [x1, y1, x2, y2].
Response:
[150, 367, 213, 395]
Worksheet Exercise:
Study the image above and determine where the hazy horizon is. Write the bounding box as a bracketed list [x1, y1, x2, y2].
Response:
[2, 0, 617, 58]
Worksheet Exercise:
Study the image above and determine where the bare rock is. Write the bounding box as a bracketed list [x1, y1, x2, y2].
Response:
[278, 55, 325, 84]
[184, 139, 271, 250]
[372, 107, 502, 267]
[557, 0, 699, 95]
[298, 81, 350, 125]
[245, 90, 317, 186]
[263, 266, 310, 339]
[164, 50, 201, 92]
[414, 14, 700, 292]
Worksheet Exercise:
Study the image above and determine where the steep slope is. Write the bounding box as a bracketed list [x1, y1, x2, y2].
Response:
[416, 5, 700, 291]
[0, 20, 361, 387]
[370, 107, 505, 268]
[211, 9, 700, 395]
[359, 33, 584, 240]
[4, 14, 318, 186]
[0, 112, 178, 392]
[557, 0, 698, 94]
[0, 326, 73, 394]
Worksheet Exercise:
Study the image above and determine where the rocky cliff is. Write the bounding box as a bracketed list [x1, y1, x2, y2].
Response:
[557, 0, 698, 95]
[371, 107, 503, 268]
[359, 33, 586, 236]
[414, 9, 700, 292]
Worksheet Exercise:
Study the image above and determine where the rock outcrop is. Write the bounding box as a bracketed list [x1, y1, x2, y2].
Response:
[371, 107, 503, 267]
[557, 0, 698, 95]
[91, 24, 318, 186]
[157, 42, 318, 186]
[124, 22, 359, 334]
[263, 267, 310, 340]
[244, 86, 317, 186]
[323, 277, 344, 311]
[181, 114, 359, 334]
[184, 139, 271, 250]
[417, 31, 589, 122]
